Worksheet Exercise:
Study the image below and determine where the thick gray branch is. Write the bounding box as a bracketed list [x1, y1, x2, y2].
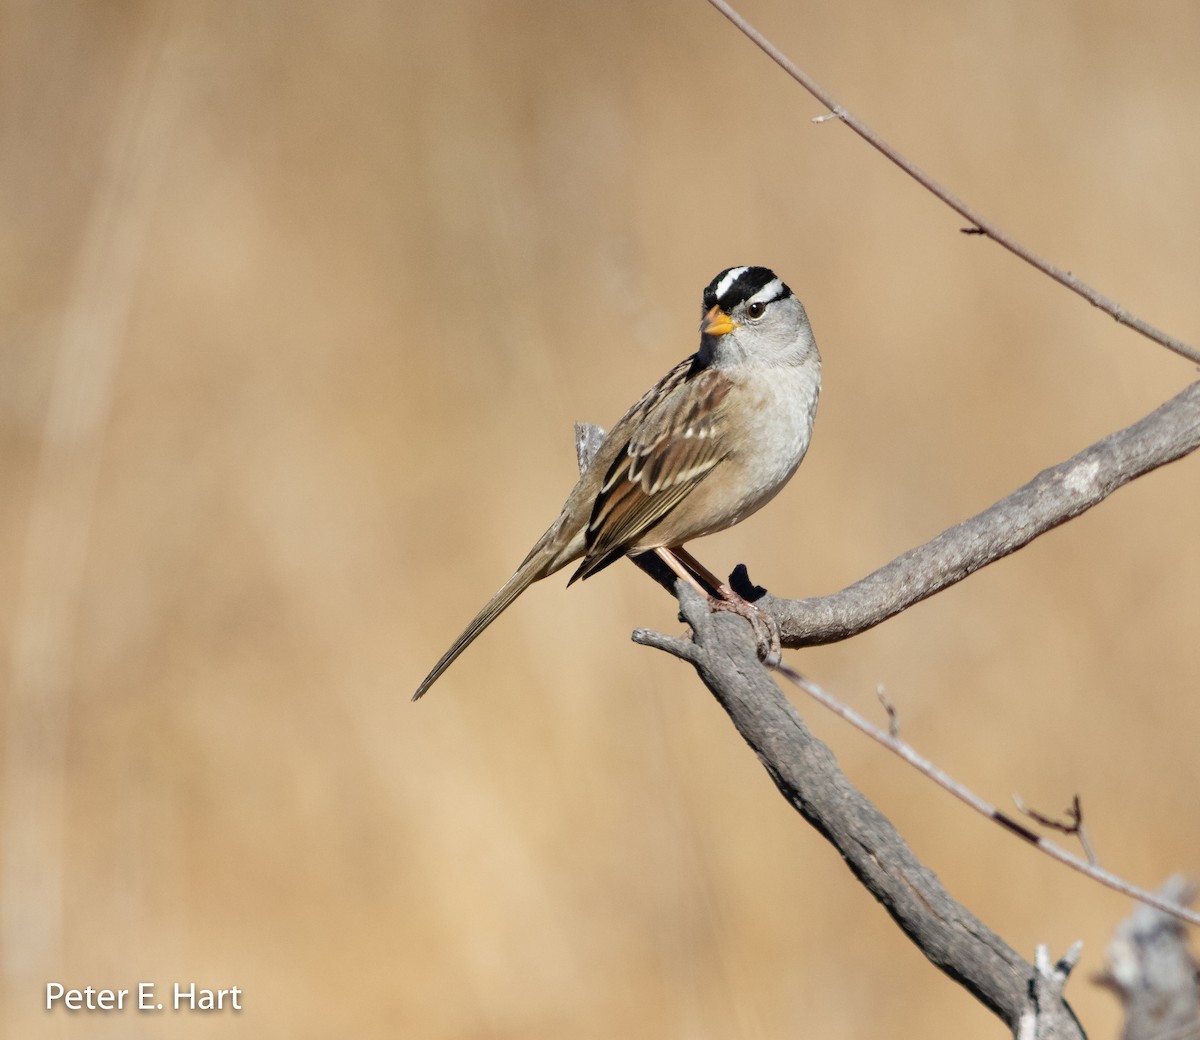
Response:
[772, 380, 1200, 645]
[635, 593, 1084, 1037]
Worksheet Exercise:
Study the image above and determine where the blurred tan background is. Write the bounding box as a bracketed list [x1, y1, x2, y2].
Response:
[2, 0, 1198, 1036]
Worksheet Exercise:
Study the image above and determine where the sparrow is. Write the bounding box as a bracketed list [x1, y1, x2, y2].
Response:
[413, 265, 821, 699]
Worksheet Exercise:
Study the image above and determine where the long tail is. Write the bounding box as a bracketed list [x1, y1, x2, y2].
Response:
[412, 554, 553, 701]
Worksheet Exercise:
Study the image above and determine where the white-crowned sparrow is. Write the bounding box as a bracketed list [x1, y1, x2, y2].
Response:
[413, 266, 821, 699]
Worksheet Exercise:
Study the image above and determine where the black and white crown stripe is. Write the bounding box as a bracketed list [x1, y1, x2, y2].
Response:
[703, 265, 793, 314]
[711, 265, 750, 304]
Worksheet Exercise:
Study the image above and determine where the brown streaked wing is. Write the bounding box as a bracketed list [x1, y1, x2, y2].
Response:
[576, 362, 731, 576]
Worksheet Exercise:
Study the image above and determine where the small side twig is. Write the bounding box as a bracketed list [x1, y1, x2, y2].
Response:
[1013, 794, 1098, 866]
[875, 684, 900, 738]
[1018, 943, 1086, 1040]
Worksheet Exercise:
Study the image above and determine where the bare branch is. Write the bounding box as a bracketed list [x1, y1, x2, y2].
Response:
[634, 589, 1085, 1036]
[769, 380, 1200, 647]
[772, 663, 1200, 928]
[704, 0, 1200, 366]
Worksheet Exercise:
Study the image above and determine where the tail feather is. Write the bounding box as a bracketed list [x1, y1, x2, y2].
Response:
[412, 556, 550, 701]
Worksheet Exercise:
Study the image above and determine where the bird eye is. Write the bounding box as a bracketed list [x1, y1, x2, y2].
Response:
[746, 301, 766, 319]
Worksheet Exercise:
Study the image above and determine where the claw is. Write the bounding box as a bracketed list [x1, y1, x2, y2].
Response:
[708, 589, 781, 664]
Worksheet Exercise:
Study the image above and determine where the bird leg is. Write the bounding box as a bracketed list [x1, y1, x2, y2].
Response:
[667, 547, 726, 595]
[653, 547, 718, 596]
[653, 547, 782, 665]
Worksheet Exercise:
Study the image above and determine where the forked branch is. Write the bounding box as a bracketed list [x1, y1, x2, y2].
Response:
[634, 592, 1085, 1037]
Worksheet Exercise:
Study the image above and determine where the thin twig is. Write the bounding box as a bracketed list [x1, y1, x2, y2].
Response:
[1013, 793, 1098, 866]
[770, 661, 1200, 927]
[704, 0, 1200, 366]
[875, 684, 899, 738]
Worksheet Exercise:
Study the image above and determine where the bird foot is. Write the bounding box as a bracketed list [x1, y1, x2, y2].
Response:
[652, 547, 781, 664]
[708, 587, 782, 665]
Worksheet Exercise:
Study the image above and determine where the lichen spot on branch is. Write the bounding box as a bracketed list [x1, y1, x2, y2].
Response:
[1062, 458, 1100, 497]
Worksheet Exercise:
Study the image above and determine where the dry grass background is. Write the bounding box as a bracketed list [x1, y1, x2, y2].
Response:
[2, 1, 1198, 1037]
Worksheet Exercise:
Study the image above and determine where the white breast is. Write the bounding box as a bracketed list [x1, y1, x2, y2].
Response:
[717, 360, 821, 528]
